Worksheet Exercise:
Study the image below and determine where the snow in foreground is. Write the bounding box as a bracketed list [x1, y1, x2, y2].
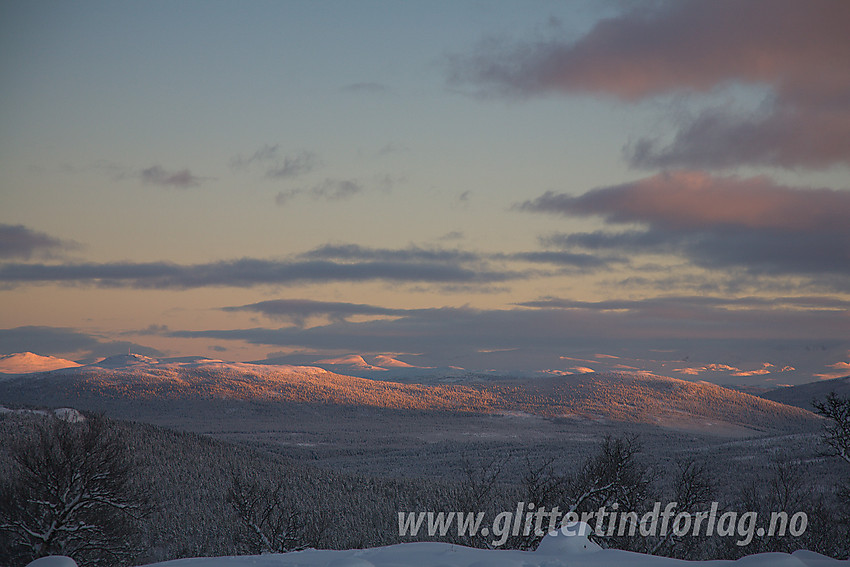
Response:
[29, 527, 848, 567]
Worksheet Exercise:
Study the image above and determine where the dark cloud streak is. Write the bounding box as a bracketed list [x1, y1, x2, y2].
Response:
[302, 244, 481, 264]
[303, 244, 623, 271]
[0, 258, 520, 289]
[223, 298, 410, 327]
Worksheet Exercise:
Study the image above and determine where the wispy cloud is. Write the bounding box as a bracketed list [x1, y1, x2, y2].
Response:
[437, 231, 464, 242]
[449, 0, 850, 168]
[521, 171, 850, 280]
[0, 224, 78, 260]
[276, 178, 363, 205]
[140, 165, 205, 188]
[266, 151, 321, 179]
[310, 179, 362, 200]
[230, 146, 321, 179]
[229, 143, 280, 169]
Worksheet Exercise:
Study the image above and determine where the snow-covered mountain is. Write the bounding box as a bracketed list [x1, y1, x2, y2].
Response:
[0, 352, 81, 374]
[0, 354, 819, 434]
[314, 354, 389, 372]
[260, 352, 463, 381]
[91, 353, 162, 368]
[761, 374, 850, 410]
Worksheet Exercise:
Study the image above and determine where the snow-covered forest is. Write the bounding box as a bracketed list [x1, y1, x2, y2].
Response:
[1, 404, 848, 566]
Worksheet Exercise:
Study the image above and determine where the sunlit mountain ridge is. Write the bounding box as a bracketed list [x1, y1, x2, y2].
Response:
[0, 353, 819, 434]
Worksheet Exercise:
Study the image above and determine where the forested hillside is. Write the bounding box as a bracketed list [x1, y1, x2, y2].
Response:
[1, 409, 847, 566]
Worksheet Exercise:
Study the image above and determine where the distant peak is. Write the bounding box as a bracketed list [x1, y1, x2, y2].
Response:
[93, 354, 159, 368]
[0, 352, 81, 374]
[372, 355, 421, 368]
[316, 354, 370, 367]
[315, 354, 387, 371]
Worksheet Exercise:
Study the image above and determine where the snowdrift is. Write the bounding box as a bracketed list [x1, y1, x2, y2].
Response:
[140, 528, 845, 567]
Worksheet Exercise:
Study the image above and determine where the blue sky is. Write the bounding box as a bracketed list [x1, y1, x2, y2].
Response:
[2, 0, 849, 386]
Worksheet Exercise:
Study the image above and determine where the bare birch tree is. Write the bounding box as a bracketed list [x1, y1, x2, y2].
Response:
[0, 414, 145, 567]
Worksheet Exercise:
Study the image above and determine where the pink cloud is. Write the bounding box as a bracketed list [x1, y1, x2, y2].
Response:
[451, 0, 850, 168]
[536, 171, 850, 233]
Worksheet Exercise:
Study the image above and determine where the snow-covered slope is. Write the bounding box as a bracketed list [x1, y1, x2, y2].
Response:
[0, 405, 84, 422]
[0, 352, 81, 374]
[761, 375, 850, 410]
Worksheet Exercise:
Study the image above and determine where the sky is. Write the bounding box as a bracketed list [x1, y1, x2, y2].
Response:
[1, 0, 849, 386]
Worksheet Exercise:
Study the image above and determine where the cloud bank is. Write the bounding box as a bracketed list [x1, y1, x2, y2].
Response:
[521, 172, 850, 280]
[171, 296, 850, 364]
